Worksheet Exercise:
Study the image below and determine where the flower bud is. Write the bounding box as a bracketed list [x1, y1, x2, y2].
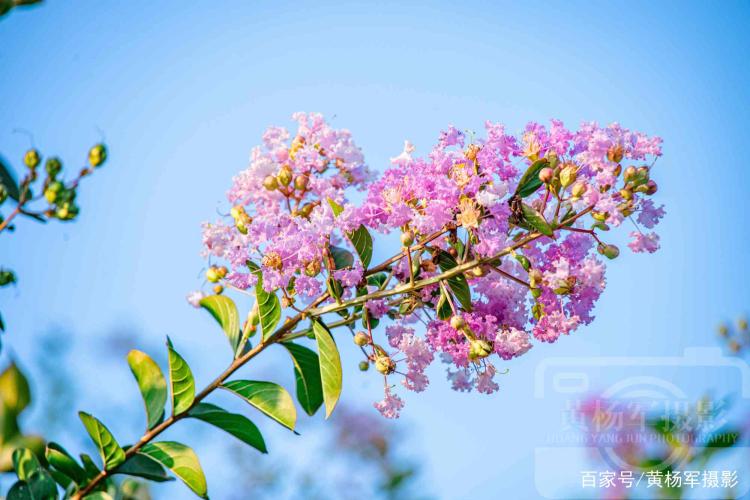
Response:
[559, 164, 578, 188]
[607, 144, 624, 163]
[217, 266, 228, 278]
[353, 331, 369, 346]
[230, 206, 244, 220]
[598, 243, 620, 260]
[45, 157, 62, 177]
[299, 203, 314, 218]
[469, 338, 494, 361]
[88, 144, 107, 167]
[514, 254, 531, 271]
[263, 175, 278, 191]
[294, 175, 309, 191]
[718, 324, 729, 337]
[24, 149, 40, 169]
[571, 182, 587, 199]
[645, 180, 658, 195]
[592, 211, 608, 222]
[375, 355, 396, 375]
[450, 314, 466, 330]
[358, 361, 370, 371]
[304, 260, 321, 277]
[552, 279, 572, 295]
[213, 284, 224, 295]
[400, 230, 414, 247]
[206, 267, 221, 283]
[469, 266, 486, 278]
[623, 166, 637, 182]
[619, 188, 633, 201]
[612, 164, 622, 177]
[739, 318, 748, 331]
[538, 167, 554, 184]
[529, 269, 543, 289]
[44, 181, 63, 203]
[277, 165, 293, 186]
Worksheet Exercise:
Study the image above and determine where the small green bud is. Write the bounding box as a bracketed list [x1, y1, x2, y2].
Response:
[718, 324, 729, 337]
[206, 267, 221, 283]
[277, 165, 293, 186]
[468, 339, 494, 361]
[45, 157, 62, 177]
[400, 230, 414, 247]
[559, 164, 578, 188]
[88, 144, 107, 167]
[597, 243, 620, 260]
[552, 279, 572, 295]
[623, 166, 637, 182]
[358, 361, 370, 371]
[619, 188, 633, 201]
[263, 175, 278, 191]
[739, 318, 748, 332]
[571, 181, 587, 199]
[450, 314, 466, 330]
[353, 331, 369, 347]
[294, 175, 309, 191]
[24, 149, 40, 169]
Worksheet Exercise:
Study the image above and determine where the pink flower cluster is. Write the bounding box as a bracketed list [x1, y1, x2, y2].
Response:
[195, 113, 665, 418]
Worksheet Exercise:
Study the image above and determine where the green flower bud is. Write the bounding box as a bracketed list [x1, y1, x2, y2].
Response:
[45, 157, 62, 177]
[514, 253, 531, 271]
[571, 181, 587, 199]
[552, 279, 572, 295]
[353, 331, 369, 346]
[598, 243, 620, 260]
[739, 318, 748, 332]
[559, 164, 578, 188]
[206, 267, 221, 283]
[450, 314, 466, 330]
[358, 361, 370, 371]
[375, 355, 396, 375]
[469, 338, 494, 361]
[718, 324, 729, 337]
[88, 144, 107, 167]
[400, 230, 414, 247]
[538, 167, 554, 184]
[24, 149, 40, 169]
[230, 205, 244, 220]
[623, 166, 637, 182]
[619, 188, 633, 201]
[263, 175, 278, 191]
[277, 165, 293, 186]
[0, 269, 17, 286]
[294, 175, 309, 191]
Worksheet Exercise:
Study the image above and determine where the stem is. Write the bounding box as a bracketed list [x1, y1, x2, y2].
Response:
[72, 207, 595, 497]
[0, 205, 22, 233]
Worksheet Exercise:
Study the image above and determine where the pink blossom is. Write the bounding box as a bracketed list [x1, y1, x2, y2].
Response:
[373, 386, 404, 419]
[628, 231, 660, 253]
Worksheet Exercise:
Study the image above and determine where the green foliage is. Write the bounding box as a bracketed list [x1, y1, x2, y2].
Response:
[435, 250, 473, 312]
[0, 362, 44, 473]
[138, 442, 207, 498]
[247, 261, 281, 344]
[329, 245, 354, 270]
[282, 342, 324, 416]
[45, 442, 86, 485]
[114, 453, 172, 483]
[188, 403, 267, 454]
[520, 202, 554, 237]
[126, 351, 167, 430]
[514, 158, 549, 198]
[312, 320, 342, 418]
[166, 339, 195, 415]
[0, 157, 20, 201]
[78, 412, 126, 470]
[221, 380, 297, 431]
[199, 295, 241, 354]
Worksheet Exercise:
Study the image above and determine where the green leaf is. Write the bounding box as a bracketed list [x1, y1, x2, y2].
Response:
[79, 453, 101, 480]
[12, 448, 40, 481]
[436, 251, 473, 312]
[281, 343, 324, 416]
[78, 412, 126, 470]
[0, 362, 31, 415]
[347, 225, 373, 268]
[247, 261, 281, 344]
[7, 480, 31, 500]
[329, 245, 354, 270]
[114, 453, 173, 483]
[221, 380, 296, 431]
[167, 339, 195, 415]
[521, 203, 554, 237]
[327, 197, 344, 217]
[514, 158, 548, 198]
[0, 157, 20, 202]
[81, 493, 113, 500]
[312, 320, 342, 418]
[199, 295, 241, 353]
[126, 350, 167, 429]
[188, 403, 267, 454]
[139, 442, 207, 498]
[7, 470, 57, 500]
[46, 442, 86, 485]
[436, 287, 452, 320]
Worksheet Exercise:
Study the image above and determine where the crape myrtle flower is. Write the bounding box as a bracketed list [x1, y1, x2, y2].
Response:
[194, 113, 664, 418]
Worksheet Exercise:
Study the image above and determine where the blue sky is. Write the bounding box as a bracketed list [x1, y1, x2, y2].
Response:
[2, 1, 750, 498]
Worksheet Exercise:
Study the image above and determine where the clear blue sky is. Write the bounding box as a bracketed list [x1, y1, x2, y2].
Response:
[2, 1, 750, 498]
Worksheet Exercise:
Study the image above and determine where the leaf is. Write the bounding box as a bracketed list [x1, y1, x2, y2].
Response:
[7, 470, 57, 500]
[199, 295, 241, 354]
[436, 287, 452, 320]
[436, 251, 473, 312]
[78, 412, 126, 470]
[167, 339, 195, 415]
[0, 362, 31, 415]
[312, 320, 342, 418]
[514, 158, 548, 198]
[521, 203, 554, 237]
[189, 403, 267, 454]
[329, 245, 354, 270]
[139, 442, 207, 498]
[12, 448, 40, 481]
[46, 442, 86, 485]
[347, 225, 373, 268]
[114, 453, 173, 483]
[326, 197, 345, 217]
[127, 350, 167, 429]
[221, 380, 296, 431]
[79, 453, 101, 480]
[281, 343, 324, 416]
[0, 157, 20, 202]
[247, 261, 281, 344]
